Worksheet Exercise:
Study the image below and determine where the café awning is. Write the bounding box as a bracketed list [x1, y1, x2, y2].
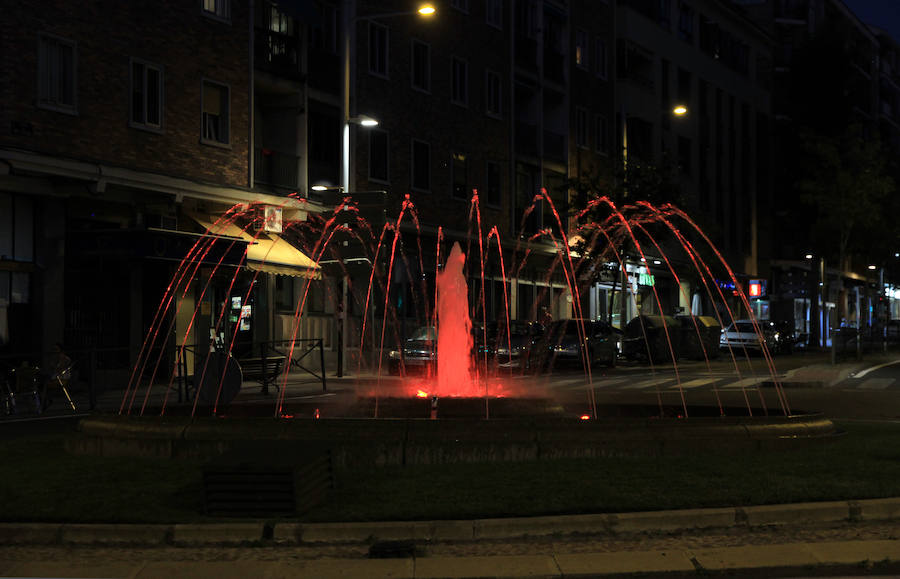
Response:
[189, 214, 320, 279]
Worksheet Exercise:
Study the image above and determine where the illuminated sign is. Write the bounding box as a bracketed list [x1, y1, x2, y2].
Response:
[748, 279, 766, 297]
[638, 273, 655, 286]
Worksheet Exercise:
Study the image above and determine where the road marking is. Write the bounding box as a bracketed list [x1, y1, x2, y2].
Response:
[670, 378, 719, 389]
[620, 376, 675, 390]
[853, 358, 900, 378]
[857, 378, 894, 390]
[720, 377, 767, 389]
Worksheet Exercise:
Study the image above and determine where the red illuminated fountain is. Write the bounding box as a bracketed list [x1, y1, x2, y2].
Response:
[435, 242, 475, 397]
[73, 190, 841, 464]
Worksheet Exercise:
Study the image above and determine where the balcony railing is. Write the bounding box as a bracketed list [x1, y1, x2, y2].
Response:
[255, 148, 300, 190]
[255, 29, 303, 80]
[543, 130, 566, 162]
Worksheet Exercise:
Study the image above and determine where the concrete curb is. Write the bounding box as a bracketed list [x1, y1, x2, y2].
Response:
[4, 497, 900, 547]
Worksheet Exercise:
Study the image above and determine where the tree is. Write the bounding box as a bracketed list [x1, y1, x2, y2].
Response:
[795, 125, 895, 271]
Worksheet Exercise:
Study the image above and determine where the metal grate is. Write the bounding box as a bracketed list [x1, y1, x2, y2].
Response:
[203, 448, 332, 517]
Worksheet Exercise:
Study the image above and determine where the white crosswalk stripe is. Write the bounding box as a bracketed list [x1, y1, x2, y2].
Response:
[669, 378, 719, 389]
[720, 377, 768, 389]
[857, 378, 894, 390]
[620, 376, 676, 390]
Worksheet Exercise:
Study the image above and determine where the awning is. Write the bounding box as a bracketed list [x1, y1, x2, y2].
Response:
[189, 214, 321, 279]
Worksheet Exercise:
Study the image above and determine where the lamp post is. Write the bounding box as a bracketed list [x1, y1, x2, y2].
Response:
[341, 1, 435, 192]
[338, 1, 435, 375]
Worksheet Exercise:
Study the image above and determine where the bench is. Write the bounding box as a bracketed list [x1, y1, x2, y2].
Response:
[238, 355, 286, 394]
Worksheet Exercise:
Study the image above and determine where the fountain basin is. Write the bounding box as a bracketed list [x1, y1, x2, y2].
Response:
[71, 406, 840, 467]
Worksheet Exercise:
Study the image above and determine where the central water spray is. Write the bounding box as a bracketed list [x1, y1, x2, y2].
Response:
[436, 242, 474, 396]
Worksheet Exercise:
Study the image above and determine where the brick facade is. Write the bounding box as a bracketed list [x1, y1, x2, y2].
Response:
[0, 0, 250, 189]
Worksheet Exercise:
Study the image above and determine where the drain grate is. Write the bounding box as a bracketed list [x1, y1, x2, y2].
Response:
[203, 445, 332, 517]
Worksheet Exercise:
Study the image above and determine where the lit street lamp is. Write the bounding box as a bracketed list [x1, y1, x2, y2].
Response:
[337, 2, 435, 376]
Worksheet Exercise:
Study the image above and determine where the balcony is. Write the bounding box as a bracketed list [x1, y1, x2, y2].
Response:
[255, 148, 300, 190]
[515, 121, 539, 157]
[255, 28, 303, 80]
[543, 130, 566, 162]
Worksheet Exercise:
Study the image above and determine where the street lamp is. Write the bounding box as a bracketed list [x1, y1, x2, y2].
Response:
[341, 2, 436, 192]
[338, 2, 436, 376]
[672, 105, 688, 116]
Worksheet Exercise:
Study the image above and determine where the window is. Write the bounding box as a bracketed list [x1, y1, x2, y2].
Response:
[411, 139, 430, 191]
[678, 2, 694, 44]
[451, 57, 468, 105]
[486, 70, 502, 117]
[411, 40, 430, 92]
[311, 3, 337, 53]
[678, 135, 692, 175]
[594, 115, 609, 154]
[0, 194, 34, 263]
[487, 0, 502, 28]
[275, 276, 295, 312]
[37, 34, 76, 113]
[594, 38, 608, 79]
[130, 60, 163, 129]
[369, 129, 389, 182]
[452, 152, 467, 199]
[202, 0, 230, 21]
[368, 22, 388, 77]
[658, 0, 671, 29]
[575, 29, 588, 69]
[201, 80, 229, 145]
[486, 161, 502, 206]
[575, 107, 588, 148]
[450, 0, 469, 12]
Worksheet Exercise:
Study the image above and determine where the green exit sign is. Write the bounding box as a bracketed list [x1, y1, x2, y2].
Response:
[639, 273, 655, 286]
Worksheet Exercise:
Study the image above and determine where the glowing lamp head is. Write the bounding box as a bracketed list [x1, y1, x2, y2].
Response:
[580, 414, 591, 420]
[869, 265, 877, 270]
[359, 117, 379, 127]
[672, 105, 688, 116]
[417, 4, 436, 16]
[416, 390, 428, 398]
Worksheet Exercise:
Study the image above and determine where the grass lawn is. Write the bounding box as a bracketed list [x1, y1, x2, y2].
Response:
[2, 420, 900, 524]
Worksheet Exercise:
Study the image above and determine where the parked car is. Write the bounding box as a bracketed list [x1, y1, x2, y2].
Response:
[483, 320, 544, 369]
[622, 315, 681, 363]
[388, 325, 436, 375]
[387, 324, 483, 375]
[528, 319, 620, 371]
[676, 315, 721, 360]
[719, 320, 792, 354]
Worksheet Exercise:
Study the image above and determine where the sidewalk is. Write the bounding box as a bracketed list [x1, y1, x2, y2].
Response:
[3, 499, 900, 577]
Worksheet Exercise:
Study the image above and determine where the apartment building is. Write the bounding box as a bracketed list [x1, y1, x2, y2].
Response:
[308, 0, 618, 330]
[607, 0, 773, 322]
[738, 0, 889, 343]
[0, 0, 317, 372]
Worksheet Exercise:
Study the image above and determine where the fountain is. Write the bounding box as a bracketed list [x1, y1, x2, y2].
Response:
[74, 190, 839, 464]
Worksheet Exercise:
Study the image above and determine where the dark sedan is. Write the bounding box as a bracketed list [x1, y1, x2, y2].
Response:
[528, 319, 619, 371]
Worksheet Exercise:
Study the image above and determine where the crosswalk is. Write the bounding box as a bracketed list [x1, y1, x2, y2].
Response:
[544, 373, 900, 392]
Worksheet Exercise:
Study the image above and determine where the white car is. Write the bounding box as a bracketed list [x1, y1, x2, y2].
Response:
[719, 320, 784, 353]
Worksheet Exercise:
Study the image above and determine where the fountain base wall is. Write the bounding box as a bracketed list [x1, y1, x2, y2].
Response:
[72, 410, 840, 467]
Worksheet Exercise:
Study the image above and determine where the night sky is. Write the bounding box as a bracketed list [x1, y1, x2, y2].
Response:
[843, 0, 900, 42]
